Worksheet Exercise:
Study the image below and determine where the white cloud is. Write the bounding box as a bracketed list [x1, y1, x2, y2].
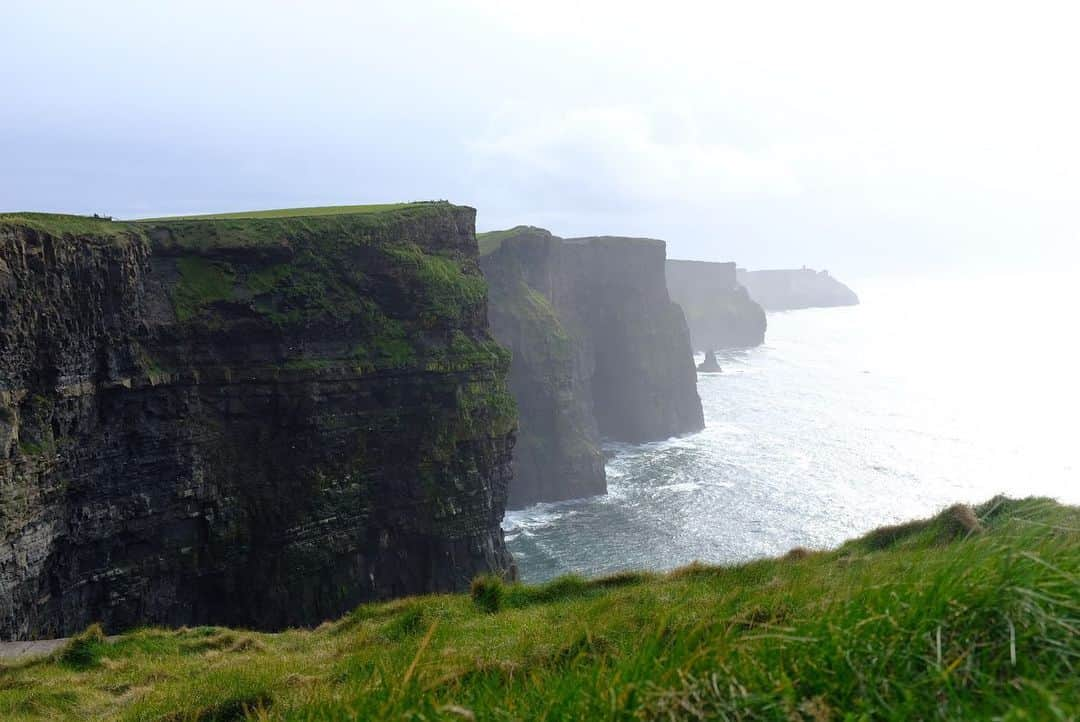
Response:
[470, 107, 802, 213]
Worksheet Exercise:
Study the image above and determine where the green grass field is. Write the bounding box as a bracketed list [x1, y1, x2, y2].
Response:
[1, 203, 466, 258]
[1, 496, 1075, 721]
[0, 213, 138, 239]
[0, 203, 444, 236]
[135, 203, 421, 222]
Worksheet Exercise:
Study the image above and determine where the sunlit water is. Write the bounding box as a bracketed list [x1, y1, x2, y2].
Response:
[504, 272, 1080, 582]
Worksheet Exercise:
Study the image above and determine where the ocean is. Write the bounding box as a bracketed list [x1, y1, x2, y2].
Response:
[504, 272, 1080, 583]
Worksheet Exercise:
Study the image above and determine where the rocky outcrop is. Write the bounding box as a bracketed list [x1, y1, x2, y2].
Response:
[665, 260, 766, 350]
[737, 268, 859, 311]
[0, 203, 516, 641]
[479, 228, 703, 508]
[697, 350, 722, 373]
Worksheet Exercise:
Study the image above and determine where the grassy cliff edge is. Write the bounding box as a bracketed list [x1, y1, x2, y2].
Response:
[1, 496, 1076, 720]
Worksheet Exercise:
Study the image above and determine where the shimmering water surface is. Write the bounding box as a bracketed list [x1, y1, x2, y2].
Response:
[504, 273, 1080, 583]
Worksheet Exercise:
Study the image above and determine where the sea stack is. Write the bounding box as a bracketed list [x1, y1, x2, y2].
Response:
[697, 350, 722, 373]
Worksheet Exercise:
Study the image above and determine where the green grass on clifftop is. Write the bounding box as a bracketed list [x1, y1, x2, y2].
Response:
[476, 226, 551, 256]
[1, 203, 457, 247]
[0, 213, 138, 240]
[136, 203, 417, 222]
[1, 496, 1076, 721]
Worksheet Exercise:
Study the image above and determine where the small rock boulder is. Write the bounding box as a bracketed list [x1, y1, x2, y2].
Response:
[697, 349, 722, 373]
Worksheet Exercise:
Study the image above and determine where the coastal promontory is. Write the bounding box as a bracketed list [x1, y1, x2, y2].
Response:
[0, 203, 516, 640]
[737, 267, 859, 311]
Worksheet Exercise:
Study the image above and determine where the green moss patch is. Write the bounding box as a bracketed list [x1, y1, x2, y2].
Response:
[382, 243, 488, 326]
[170, 257, 237, 322]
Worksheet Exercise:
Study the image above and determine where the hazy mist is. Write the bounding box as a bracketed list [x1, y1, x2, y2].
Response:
[3, 0, 1078, 279]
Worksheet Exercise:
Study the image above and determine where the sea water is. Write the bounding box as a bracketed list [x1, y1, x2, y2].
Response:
[504, 272, 1080, 582]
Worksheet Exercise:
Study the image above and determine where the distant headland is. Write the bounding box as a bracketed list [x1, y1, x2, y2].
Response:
[737, 267, 859, 311]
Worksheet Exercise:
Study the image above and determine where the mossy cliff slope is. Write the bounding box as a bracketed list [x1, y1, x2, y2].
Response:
[0, 203, 516, 640]
[480, 228, 702, 507]
[666, 259, 767, 350]
[479, 228, 605, 509]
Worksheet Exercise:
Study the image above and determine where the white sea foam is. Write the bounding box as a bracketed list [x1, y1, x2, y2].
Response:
[507, 273, 1080, 583]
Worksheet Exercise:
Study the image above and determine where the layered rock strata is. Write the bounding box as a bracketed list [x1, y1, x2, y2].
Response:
[0, 203, 516, 640]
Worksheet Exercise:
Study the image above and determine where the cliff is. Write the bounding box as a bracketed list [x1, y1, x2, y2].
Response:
[737, 267, 859, 311]
[665, 259, 767, 350]
[479, 228, 702, 508]
[0, 203, 516, 640]
[479, 228, 604, 509]
[562, 237, 703, 442]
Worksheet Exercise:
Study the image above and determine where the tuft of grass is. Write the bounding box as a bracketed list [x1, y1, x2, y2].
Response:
[57, 624, 106, 670]
[0, 497, 1076, 721]
[943, 502, 983, 536]
[470, 575, 504, 614]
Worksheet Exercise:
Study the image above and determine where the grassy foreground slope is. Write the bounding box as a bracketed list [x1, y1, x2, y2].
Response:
[1, 497, 1076, 721]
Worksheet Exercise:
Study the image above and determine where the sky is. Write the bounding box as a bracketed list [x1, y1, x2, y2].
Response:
[2, 0, 1078, 279]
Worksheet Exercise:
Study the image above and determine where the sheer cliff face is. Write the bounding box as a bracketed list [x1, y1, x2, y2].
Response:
[665, 260, 767, 350]
[480, 228, 703, 507]
[563, 237, 703, 443]
[480, 229, 605, 509]
[0, 204, 515, 640]
[736, 268, 859, 311]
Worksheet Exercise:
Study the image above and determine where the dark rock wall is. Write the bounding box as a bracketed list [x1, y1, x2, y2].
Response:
[563, 237, 703, 443]
[480, 229, 605, 509]
[737, 268, 859, 311]
[0, 205, 516, 640]
[480, 228, 703, 507]
[665, 260, 767, 350]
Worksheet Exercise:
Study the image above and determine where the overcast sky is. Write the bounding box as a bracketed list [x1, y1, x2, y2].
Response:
[3, 1, 1077, 279]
